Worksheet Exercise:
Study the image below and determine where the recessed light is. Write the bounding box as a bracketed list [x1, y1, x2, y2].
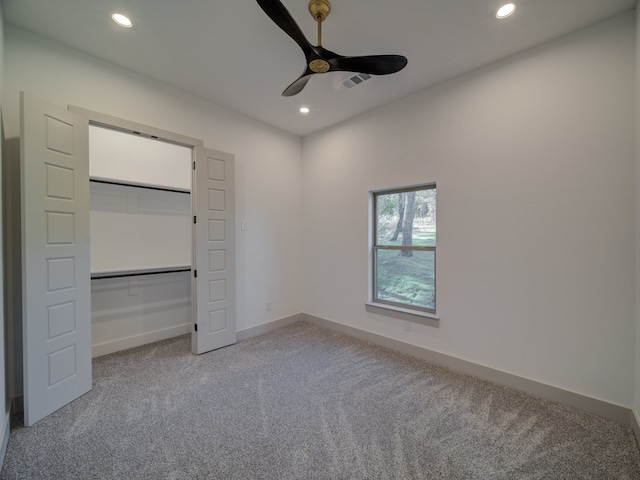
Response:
[496, 3, 516, 19]
[299, 107, 310, 115]
[112, 13, 133, 28]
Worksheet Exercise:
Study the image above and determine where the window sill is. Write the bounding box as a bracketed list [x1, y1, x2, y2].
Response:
[365, 302, 440, 327]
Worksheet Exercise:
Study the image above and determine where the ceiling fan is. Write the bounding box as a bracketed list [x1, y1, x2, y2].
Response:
[256, 0, 408, 96]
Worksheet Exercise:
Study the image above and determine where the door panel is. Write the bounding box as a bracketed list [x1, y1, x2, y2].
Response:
[21, 92, 91, 425]
[192, 147, 236, 354]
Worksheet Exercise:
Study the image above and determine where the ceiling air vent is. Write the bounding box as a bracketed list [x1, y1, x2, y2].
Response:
[342, 73, 372, 89]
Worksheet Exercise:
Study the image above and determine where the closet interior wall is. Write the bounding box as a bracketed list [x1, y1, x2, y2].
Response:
[88, 125, 193, 357]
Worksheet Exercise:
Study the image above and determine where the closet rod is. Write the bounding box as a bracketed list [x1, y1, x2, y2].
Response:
[91, 268, 191, 280]
[89, 178, 190, 194]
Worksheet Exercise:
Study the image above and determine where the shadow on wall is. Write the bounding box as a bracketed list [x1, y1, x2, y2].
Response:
[3, 136, 23, 413]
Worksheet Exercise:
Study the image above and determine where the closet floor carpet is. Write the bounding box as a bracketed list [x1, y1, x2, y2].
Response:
[2, 321, 640, 479]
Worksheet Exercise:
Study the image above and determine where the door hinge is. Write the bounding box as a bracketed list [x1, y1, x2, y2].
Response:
[193, 161, 196, 170]
[193, 215, 196, 224]
[194, 323, 198, 332]
[194, 270, 197, 278]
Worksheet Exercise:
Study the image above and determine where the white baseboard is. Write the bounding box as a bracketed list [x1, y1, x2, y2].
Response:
[92, 323, 192, 358]
[236, 314, 303, 342]
[0, 409, 10, 470]
[303, 313, 633, 427]
[93, 314, 304, 357]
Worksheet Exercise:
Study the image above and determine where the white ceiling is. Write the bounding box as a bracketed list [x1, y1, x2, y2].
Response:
[2, 0, 636, 137]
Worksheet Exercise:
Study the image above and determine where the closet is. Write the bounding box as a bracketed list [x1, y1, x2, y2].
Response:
[8, 92, 236, 426]
[88, 124, 193, 357]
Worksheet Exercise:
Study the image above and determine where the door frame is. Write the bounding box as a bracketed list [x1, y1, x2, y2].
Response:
[69, 107, 204, 152]
[69, 107, 236, 355]
[69, 107, 205, 348]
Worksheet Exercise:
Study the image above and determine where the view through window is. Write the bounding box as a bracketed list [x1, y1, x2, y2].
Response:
[373, 184, 436, 312]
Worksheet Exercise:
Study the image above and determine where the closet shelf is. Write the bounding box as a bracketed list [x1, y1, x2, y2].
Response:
[90, 177, 190, 194]
[91, 265, 191, 280]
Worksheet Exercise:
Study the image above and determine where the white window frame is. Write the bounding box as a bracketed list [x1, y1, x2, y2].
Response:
[367, 183, 439, 323]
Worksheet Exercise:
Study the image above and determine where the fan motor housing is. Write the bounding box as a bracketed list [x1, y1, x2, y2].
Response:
[309, 59, 330, 73]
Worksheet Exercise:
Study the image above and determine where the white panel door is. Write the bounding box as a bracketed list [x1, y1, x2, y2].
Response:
[192, 147, 236, 354]
[21, 92, 91, 425]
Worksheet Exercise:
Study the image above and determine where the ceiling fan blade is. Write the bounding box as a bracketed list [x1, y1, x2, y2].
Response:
[256, 0, 312, 56]
[282, 71, 314, 97]
[329, 55, 408, 75]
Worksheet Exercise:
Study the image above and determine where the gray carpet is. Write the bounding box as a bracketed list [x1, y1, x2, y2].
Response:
[2, 322, 639, 479]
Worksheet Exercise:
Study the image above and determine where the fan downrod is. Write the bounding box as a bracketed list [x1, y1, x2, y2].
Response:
[308, 0, 331, 72]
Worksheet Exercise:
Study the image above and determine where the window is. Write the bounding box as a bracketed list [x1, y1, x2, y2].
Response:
[372, 184, 436, 313]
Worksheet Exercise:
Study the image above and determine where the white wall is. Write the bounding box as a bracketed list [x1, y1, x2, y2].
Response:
[89, 183, 192, 357]
[3, 24, 304, 334]
[91, 272, 192, 357]
[0, 0, 10, 462]
[635, 2, 640, 423]
[87, 126, 191, 356]
[303, 13, 635, 407]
